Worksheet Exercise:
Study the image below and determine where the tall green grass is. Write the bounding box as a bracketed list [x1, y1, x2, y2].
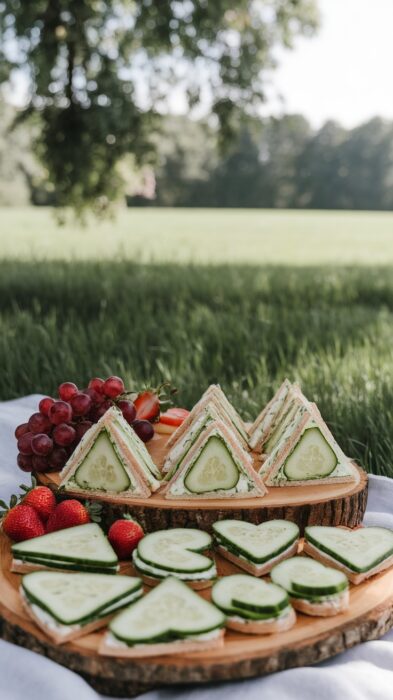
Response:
[1, 261, 393, 476]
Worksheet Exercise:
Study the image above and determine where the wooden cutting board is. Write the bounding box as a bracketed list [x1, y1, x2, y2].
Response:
[38, 431, 368, 533]
[0, 530, 392, 697]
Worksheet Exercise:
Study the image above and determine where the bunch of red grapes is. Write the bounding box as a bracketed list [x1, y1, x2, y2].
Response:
[15, 376, 154, 474]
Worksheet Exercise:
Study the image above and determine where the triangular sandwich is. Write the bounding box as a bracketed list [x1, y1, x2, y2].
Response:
[248, 379, 293, 451]
[11, 523, 119, 574]
[163, 419, 267, 499]
[259, 400, 358, 487]
[59, 406, 161, 499]
[166, 384, 248, 450]
[100, 577, 225, 658]
[21, 570, 142, 644]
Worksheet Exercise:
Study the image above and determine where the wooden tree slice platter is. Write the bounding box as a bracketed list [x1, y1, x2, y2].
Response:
[38, 432, 368, 534]
[1, 531, 393, 697]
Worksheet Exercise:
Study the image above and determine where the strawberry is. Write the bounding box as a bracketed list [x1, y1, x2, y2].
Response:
[134, 390, 161, 422]
[22, 485, 56, 523]
[2, 504, 45, 542]
[108, 516, 144, 560]
[159, 408, 190, 426]
[46, 499, 90, 533]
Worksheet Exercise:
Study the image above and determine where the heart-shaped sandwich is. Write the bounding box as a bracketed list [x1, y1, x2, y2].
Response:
[213, 519, 299, 575]
[100, 577, 225, 657]
[212, 574, 296, 634]
[132, 528, 216, 589]
[271, 556, 349, 616]
[304, 526, 393, 584]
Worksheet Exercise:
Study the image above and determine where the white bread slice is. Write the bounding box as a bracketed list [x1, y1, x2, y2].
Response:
[216, 540, 299, 576]
[140, 573, 214, 590]
[226, 606, 296, 634]
[162, 419, 267, 499]
[290, 589, 349, 617]
[303, 541, 393, 585]
[99, 629, 225, 658]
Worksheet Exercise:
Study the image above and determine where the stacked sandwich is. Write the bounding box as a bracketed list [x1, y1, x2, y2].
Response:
[162, 385, 266, 499]
[249, 380, 358, 487]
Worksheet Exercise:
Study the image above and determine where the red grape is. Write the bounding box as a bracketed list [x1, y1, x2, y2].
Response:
[88, 377, 105, 394]
[32, 455, 49, 473]
[15, 423, 29, 439]
[48, 447, 68, 470]
[58, 382, 78, 401]
[39, 397, 55, 416]
[75, 421, 93, 440]
[71, 392, 92, 416]
[132, 419, 154, 443]
[90, 399, 112, 421]
[49, 400, 73, 425]
[28, 412, 52, 434]
[17, 431, 34, 455]
[103, 376, 125, 398]
[53, 423, 76, 447]
[17, 453, 33, 472]
[85, 387, 104, 405]
[31, 433, 53, 456]
[117, 399, 136, 424]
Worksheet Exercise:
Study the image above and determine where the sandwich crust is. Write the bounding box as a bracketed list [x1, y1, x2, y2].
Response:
[226, 607, 296, 634]
[290, 589, 349, 617]
[99, 629, 225, 658]
[139, 573, 214, 590]
[303, 540, 393, 584]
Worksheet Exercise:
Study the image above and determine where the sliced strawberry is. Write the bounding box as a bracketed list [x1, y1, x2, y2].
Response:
[134, 391, 160, 422]
[159, 408, 190, 427]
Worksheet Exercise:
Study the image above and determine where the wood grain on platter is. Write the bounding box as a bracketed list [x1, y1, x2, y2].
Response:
[1, 530, 393, 697]
[38, 432, 369, 534]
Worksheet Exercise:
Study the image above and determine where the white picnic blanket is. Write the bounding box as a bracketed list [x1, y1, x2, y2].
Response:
[0, 395, 392, 700]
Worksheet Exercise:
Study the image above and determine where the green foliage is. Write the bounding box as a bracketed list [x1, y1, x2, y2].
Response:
[0, 260, 392, 477]
[0, 0, 318, 215]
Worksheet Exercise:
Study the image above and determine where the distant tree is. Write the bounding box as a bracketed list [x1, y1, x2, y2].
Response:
[0, 1, 319, 216]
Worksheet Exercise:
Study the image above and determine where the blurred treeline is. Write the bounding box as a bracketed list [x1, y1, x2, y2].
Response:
[2, 99, 393, 210]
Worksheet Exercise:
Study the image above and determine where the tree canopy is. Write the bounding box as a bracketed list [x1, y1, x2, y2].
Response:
[0, 0, 318, 215]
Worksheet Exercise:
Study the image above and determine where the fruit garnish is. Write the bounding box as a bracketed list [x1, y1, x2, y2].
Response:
[53, 423, 76, 447]
[0, 498, 45, 542]
[108, 516, 144, 560]
[58, 382, 79, 402]
[46, 499, 91, 533]
[134, 390, 161, 422]
[49, 400, 73, 425]
[17, 453, 33, 472]
[38, 397, 55, 416]
[71, 392, 92, 416]
[20, 482, 56, 523]
[103, 376, 125, 398]
[17, 431, 35, 455]
[159, 408, 190, 426]
[117, 399, 136, 425]
[15, 423, 29, 439]
[31, 433, 54, 456]
[132, 419, 154, 443]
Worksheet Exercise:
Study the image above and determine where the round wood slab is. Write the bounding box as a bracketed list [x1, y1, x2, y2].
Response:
[38, 432, 368, 534]
[1, 531, 392, 697]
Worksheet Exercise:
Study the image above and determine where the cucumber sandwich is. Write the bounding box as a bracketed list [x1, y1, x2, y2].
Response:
[248, 379, 293, 452]
[132, 528, 217, 589]
[271, 556, 349, 617]
[254, 384, 357, 488]
[304, 525, 393, 584]
[100, 576, 225, 658]
[162, 419, 267, 499]
[59, 406, 161, 499]
[213, 519, 299, 575]
[12, 523, 119, 574]
[166, 384, 248, 452]
[212, 574, 296, 634]
[21, 570, 142, 644]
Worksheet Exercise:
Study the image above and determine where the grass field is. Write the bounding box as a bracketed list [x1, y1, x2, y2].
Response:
[1, 206, 393, 264]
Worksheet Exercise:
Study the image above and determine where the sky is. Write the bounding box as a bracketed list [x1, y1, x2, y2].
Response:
[5, 0, 393, 129]
[267, 0, 393, 128]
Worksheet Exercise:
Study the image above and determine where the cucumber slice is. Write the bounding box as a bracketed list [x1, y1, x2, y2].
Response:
[184, 436, 240, 494]
[110, 576, 225, 644]
[12, 523, 118, 567]
[213, 519, 299, 564]
[132, 550, 217, 581]
[212, 575, 289, 618]
[137, 529, 213, 573]
[305, 526, 393, 573]
[22, 571, 142, 625]
[73, 430, 131, 493]
[271, 556, 348, 598]
[283, 427, 338, 481]
[14, 554, 118, 574]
